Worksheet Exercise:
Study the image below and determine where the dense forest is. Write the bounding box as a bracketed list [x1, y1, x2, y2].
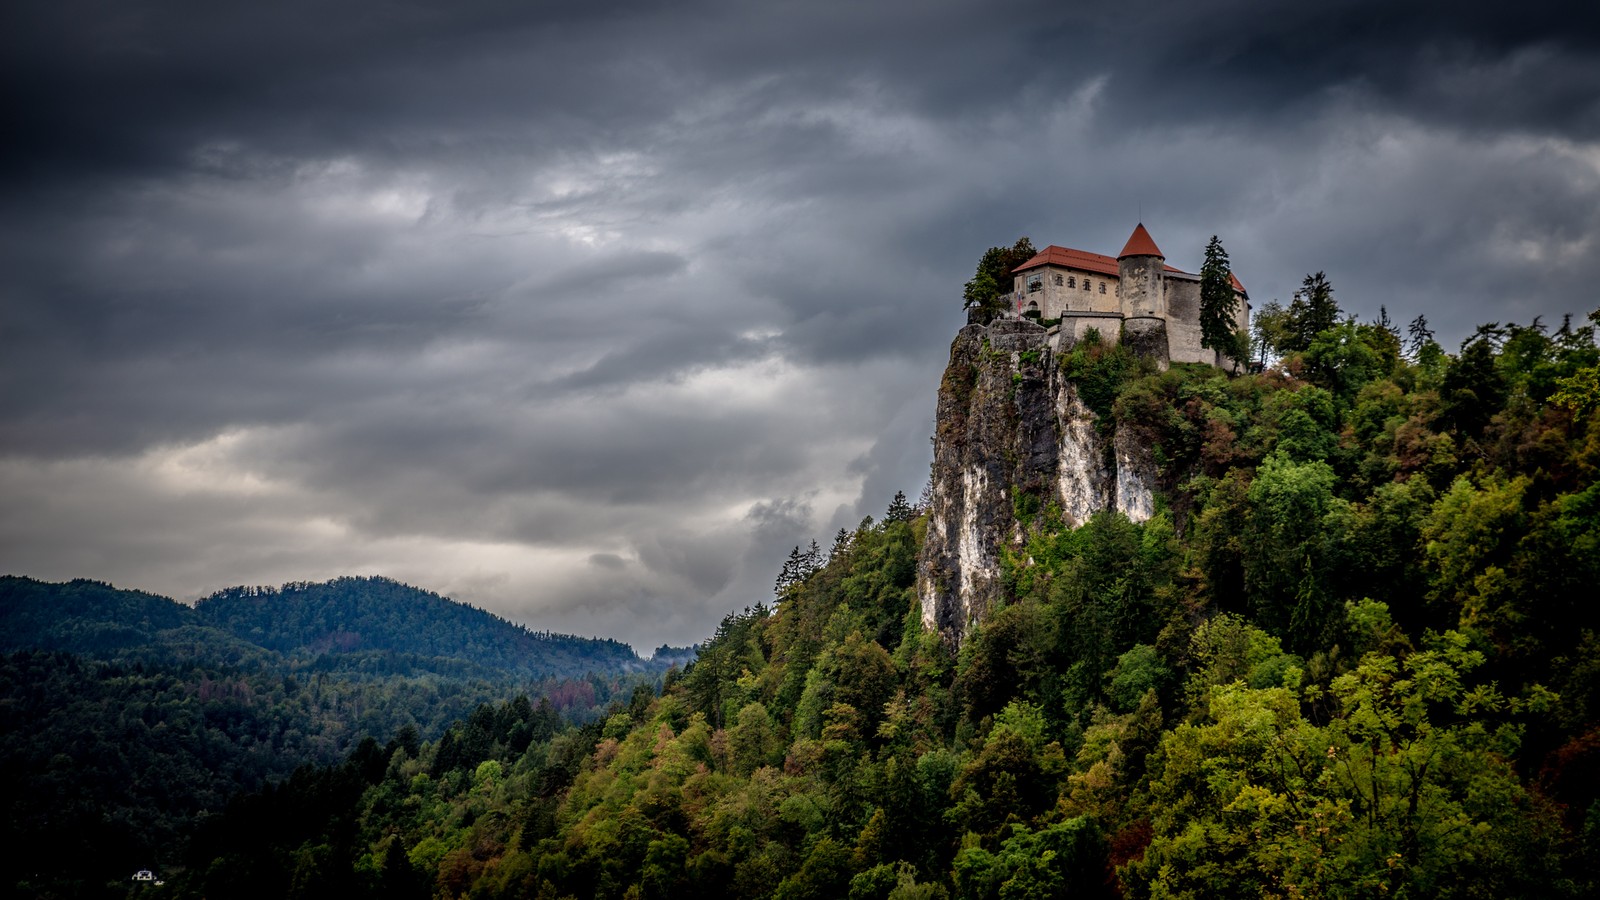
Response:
[106, 287, 1600, 899]
[0, 576, 685, 897]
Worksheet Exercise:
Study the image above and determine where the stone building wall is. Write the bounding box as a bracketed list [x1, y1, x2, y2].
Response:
[1017, 267, 1118, 320]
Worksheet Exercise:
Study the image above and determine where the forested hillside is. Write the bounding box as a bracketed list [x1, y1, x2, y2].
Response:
[3, 575, 647, 680]
[146, 299, 1600, 898]
[0, 576, 681, 898]
[197, 577, 644, 678]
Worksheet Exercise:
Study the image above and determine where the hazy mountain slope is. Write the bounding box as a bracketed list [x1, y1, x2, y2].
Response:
[0, 575, 195, 654]
[195, 575, 646, 678]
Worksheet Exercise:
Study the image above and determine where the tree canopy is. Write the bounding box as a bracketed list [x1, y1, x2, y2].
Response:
[962, 237, 1036, 321]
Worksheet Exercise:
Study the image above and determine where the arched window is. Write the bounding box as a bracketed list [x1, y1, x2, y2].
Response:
[1082, 279, 1091, 291]
[1053, 274, 1063, 286]
[1067, 276, 1076, 288]
[1099, 282, 1106, 294]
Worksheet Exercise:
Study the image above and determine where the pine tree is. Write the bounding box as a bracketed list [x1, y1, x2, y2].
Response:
[829, 528, 852, 561]
[1285, 271, 1340, 352]
[885, 490, 913, 523]
[1406, 314, 1435, 360]
[774, 545, 803, 597]
[802, 540, 823, 576]
[1199, 235, 1242, 364]
[1374, 305, 1398, 338]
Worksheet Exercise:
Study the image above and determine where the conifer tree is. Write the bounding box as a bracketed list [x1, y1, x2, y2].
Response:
[1406, 314, 1435, 360]
[774, 545, 803, 597]
[1285, 271, 1340, 352]
[1374, 305, 1399, 338]
[829, 528, 852, 561]
[885, 490, 913, 523]
[1198, 235, 1242, 364]
[802, 539, 823, 575]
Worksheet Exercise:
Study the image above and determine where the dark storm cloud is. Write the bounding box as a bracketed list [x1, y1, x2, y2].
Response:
[3, 0, 1598, 648]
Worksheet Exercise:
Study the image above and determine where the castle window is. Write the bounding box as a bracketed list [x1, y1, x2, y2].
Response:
[1082, 279, 1090, 291]
[1067, 276, 1075, 288]
[1026, 275, 1042, 293]
[1053, 274, 1063, 286]
[1098, 282, 1106, 294]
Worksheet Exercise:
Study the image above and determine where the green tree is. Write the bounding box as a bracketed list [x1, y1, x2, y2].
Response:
[1284, 271, 1341, 353]
[1440, 334, 1507, 437]
[885, 491, 914, 523]
[1301, 320, 1398, 403]
[1552, 365, 1600, 417]
[1251, 299, 1293, 368]
[1242, 452, 1341, 652]
[1128, 620, 1562, 899]
[728, 701, 783, 776]
[952, 817, 1108, 900]
[963, 238, 1037, 321]
[1199, 235, 1242, 366]
[1407, 313, 1436, 360]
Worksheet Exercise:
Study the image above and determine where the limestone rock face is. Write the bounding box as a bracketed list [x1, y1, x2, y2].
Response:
[917, 321, 1157, 647]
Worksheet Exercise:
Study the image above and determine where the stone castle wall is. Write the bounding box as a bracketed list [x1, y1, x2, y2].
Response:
[1011, 259, 1247, 369]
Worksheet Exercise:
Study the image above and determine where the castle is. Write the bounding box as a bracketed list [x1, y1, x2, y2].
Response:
[918, 225, 1252, 643]
[995, 223, 1250, 367]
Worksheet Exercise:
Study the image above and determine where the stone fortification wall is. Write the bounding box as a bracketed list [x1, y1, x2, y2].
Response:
[1122, 317, 1170, 367]
[1163, 277, 1211, 365]
[917, 319, 1158, 646]
[1050, 311, 1125, 352]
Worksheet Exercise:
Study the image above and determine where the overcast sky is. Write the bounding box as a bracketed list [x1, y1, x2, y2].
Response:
[3, 0, 1598, 651]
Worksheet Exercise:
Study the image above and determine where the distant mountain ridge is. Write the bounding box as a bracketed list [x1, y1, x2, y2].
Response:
[0, 576, 195, 655]
[0, 574, 676, 680]
[196, 575, 644, 676]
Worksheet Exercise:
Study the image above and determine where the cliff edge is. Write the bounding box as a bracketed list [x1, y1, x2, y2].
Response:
[916, 319, 1156, 646]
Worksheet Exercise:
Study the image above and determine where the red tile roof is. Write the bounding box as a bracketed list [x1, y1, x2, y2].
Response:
[1118, 223, 1164, 259]
[1013, 244, 1190, 278]
[1010, 224, 1251, 294]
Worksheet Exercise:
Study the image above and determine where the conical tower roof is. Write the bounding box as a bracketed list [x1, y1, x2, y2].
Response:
[1117, 223, 1164, 259]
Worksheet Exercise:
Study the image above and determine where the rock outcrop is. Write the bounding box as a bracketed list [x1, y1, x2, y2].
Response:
[917, 319, 1157, 646]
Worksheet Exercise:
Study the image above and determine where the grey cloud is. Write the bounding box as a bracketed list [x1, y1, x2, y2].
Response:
[4, 0, 1599, 649]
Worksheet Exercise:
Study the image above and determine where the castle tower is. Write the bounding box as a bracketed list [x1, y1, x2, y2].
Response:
[1116, 223, 1165, 318]
[1116, 223, 1170, 365]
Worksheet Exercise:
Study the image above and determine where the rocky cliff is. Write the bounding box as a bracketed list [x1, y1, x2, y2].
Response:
[917, 318, 1156, 646]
